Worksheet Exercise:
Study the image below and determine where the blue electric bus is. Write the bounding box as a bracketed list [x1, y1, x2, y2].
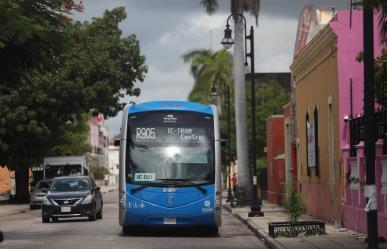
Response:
[118, 101, 222, 234]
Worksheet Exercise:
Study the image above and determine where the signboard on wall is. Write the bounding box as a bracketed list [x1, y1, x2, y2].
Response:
[307, 120, 316, 167]
[294, 5, 313, 58]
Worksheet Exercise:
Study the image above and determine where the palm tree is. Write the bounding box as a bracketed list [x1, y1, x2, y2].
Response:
[370, 0, 387, 43]
[182, 48, 233, 104]
[201, 0, 260, 203]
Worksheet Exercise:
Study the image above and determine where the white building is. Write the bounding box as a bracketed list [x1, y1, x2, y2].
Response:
[87, 114, 109, 169]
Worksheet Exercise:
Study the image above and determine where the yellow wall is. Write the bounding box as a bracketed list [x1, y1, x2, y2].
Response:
[291, 26, 343, 222]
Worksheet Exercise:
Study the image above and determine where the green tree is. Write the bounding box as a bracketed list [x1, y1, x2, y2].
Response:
[201, 0, 261, 202]
[183, 48, 236, 166]
[59, 7, 147, 117]
[0, 0, 68, 83]
[247, 80, 288, 160]
[48, 113, 92, 156]
[0, 6, 147, 202]
[370, 0, 387, 43]
[375, 48, 387, 108]
[182, 49, 233, 102]
[0, 0, 72, 202]
[91, 166, 109, 180]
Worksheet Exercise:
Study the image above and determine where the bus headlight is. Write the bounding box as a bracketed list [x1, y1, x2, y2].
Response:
[81, 194, 92, 204]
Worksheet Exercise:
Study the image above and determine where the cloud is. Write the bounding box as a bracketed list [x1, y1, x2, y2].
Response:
[158, 13, 228, 48]
[74, 0, 349, 138]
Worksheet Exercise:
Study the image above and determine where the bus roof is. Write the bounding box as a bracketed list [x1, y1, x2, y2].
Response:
[127, 101, 214, 115]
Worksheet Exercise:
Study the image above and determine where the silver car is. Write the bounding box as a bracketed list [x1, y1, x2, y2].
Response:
[30, 180, 52, 209]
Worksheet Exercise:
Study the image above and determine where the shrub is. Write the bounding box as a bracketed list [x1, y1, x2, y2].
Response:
[283, 191, 305, 236]
[91, 166, 109, 180]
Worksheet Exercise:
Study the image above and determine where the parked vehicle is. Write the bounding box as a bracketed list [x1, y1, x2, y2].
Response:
[30, 180, 52, 209]
[41, 176, 103, 223]
[43, 156, 89, 180]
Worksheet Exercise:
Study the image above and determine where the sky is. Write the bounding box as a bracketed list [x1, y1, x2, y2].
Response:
[73, 0, 351, 137]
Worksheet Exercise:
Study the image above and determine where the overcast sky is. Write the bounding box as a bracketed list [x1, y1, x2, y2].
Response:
[73, 0, 350, 137]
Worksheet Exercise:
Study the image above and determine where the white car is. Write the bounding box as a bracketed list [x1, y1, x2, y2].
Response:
[30, 180, 52, 209]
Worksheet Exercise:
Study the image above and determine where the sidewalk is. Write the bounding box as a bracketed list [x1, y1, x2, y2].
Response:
[0, 184, 117, 218]
[223, 195, 387, 249]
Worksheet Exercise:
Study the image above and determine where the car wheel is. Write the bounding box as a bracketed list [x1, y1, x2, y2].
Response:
[52, 217, 58, 222]
[30, 205, 36, 210]
[89, 204, 97, 221]
[96, 206, 103, 219]
[42, 216, 50, 223]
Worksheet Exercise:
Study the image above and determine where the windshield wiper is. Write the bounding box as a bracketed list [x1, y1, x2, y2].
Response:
[157, 178, 207, 195]
[130, 185, 148, 194]
[130, 182, 160, 194]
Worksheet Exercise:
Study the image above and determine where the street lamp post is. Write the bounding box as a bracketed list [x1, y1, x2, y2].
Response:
[221, 14, 263, 217]
[363, 1, 378, 248]
[211, 84, 234, 204]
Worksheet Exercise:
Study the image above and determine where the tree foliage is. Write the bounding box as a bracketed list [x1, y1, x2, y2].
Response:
[183, 49, 236, 164]
[0, 0, 68, 82]
[0, 4, 147, 201]
[375, 48, 387, 108]
[369, 0, 387, 43]
[91, 166, 109, 180]
[182, 49, 233, 102]
[60, 7, 147, 117]
[183, 49, 288, 168]
[47, 113, 92, 157]
[246, 80, 288, 160]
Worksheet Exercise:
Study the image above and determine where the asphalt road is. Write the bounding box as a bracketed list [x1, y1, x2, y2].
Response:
[0, 190, 268, 249]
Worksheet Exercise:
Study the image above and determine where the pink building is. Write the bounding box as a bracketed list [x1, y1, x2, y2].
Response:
[291, 7, 386, 238]
[332, 11, 386, 238]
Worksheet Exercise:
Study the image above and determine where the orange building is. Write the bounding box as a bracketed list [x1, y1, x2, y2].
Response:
[0, 167, 13, 197]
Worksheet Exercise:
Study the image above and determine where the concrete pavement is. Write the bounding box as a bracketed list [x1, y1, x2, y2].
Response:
[223, 196, 387, 249]
[0, 184, 117, 218]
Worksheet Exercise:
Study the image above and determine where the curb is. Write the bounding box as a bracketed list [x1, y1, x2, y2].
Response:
[223, 204, 286, 249]
[0, 206, 30, 217]
[102, 187, 117, 194]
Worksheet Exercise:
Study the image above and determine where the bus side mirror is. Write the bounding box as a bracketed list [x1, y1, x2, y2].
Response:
[221, 139, 227, 146]
[114, 139, 120, 146]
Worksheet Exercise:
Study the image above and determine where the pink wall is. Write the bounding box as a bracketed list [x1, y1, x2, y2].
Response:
[330, 11, 385, 238]
[330, 11, 382, 149]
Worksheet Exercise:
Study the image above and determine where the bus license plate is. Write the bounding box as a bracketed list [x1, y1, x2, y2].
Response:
[163, 217, 176, 224]
[61, 206, 71, 213]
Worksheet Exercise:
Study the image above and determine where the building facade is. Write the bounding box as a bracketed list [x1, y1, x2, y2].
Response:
[331, 11, 385, 238]
[266, 115, 286, 205]
[87, 114, 109, 169]
[291, 22, 342, 223]
[291, 8, 386, 238]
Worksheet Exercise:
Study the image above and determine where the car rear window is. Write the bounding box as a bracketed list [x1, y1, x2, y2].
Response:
[36, 181, 51, 189]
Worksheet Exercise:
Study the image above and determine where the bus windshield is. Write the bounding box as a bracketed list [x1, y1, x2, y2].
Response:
[126, 110, 214, 186]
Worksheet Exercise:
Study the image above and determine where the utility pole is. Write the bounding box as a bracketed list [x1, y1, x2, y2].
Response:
[363, 1, 378, 248]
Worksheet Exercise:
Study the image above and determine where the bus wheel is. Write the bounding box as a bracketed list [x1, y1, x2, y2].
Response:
[205, 226, 219, 236]
[122, 226, 133, 235]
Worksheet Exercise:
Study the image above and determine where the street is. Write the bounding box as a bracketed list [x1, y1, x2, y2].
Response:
[0, 190, 268, 249]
